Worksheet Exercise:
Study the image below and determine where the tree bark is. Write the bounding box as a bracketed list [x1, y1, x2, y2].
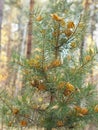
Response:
[26, 0, 34, 59]
[80, 0, 90, 63]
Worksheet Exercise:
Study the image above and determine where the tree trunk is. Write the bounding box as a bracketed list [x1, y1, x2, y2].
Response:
[89, 0, 96, 84]
[80, 0, 90, 63]
[26, 0, 34, 59]
[15, 24, 27, 96]
[0, 0, 4, 53]
[21, 0, 34, 95]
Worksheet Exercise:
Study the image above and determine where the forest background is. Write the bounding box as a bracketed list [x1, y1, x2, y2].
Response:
[0, 0, 98, 130]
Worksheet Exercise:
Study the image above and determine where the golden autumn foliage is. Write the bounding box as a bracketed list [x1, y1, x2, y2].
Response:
[31, 79, 39, 87]
[58, 81, 66, 89]
[89, 48, 94, 55]
[64, 29, 73, 37]
[78, 22, 85, 28]
[36, 15, 43, 21]
[60, 19, 66, 27]
[32, 104, 39, 110]
[85, 55, 91, 62]
[94, 105, 98, 112]
[20, 120, 27, 127]
[38, 83, 46, 91]
[0, 74, 7, 81]
[57, 120, 64, 127]
[80, 108, 88, 115]
[75, 106, 88, 115]
[31, 79, 46, 91]
[27, 59, 41, 68]
[52, 31, 60, 37]
[12, 108, 19, 115]
[67, 21, 75, 29]
[45, 59, 62, 70]
[22, 69, 29, 75]
[51, 59, 62, 67]
[51, 13, 63, 21]
[74, 106, 81, 112]
[64, 82, 75, 96]
[8, 121, 13, 127]
[70, 42, 77, 48]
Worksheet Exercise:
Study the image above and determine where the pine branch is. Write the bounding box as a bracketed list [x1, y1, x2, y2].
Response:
[55, 14, 82, 49]
[55, 23, 60, 59]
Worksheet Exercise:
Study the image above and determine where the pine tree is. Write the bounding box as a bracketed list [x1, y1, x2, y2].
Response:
[0, 0, 98, 130]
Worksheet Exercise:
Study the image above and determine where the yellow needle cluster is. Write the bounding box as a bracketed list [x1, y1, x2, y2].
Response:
[64, 82, 75, 96]
[74, 106, 88, 116]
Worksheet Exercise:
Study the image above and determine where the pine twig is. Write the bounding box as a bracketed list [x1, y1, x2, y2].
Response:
[55, 14, 82, 49]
